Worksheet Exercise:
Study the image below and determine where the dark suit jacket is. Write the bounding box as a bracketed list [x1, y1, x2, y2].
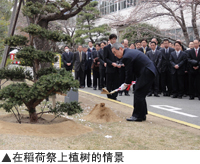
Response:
[122, 49, 157, 84]
[160, 47, 175, 72]
[62, 51, 74, 70]
[99, 48, 106, 70]
[91, 50, 100, 71]
[138, 47, 151, 54]
[103, 44, 119, 73]
[187, 48, 200, 74]
[156, 46, 161, 50]
[169, 51, 187, 75]
[184, 49, 191, 72]
[85, 47, 96, 70]
[146, 50, 162, 73]
[73, 51, 86, 71]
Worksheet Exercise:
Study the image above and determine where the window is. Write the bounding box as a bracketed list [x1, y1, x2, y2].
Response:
[110, 4, 114, 13]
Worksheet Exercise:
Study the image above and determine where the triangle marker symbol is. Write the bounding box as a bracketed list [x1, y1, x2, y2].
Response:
[2, 153, 11, 162]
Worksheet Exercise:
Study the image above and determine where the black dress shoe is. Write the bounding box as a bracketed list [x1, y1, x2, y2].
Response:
[126, 116, 142, 122]
[125, 93, 130, 96]
[93, 87, 96, 90]
[189, 96, 194, 100]
[147, 93, 152, 97]
[143, 116, 146, 121]
[198, 97, 200, 100]
[178, 96, 182, 99]
[119, 92, 122, 96]
[154, 94, 160, 97]
[172, 95, 177, 98]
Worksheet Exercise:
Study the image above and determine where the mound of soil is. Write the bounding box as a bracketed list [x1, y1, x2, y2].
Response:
[83, 103, 121, 123]
[0, 114, 93, 137]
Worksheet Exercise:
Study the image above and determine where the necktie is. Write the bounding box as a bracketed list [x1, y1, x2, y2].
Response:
[144, 48, 146, 54]
[195, 49, 198, 57]
[79, 52, 82, 62]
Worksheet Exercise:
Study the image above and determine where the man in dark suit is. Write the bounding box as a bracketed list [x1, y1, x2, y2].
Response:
[160, 39, 175, 96]
[135, 40, 141, 49]
[84, 41, 95, 88]
[146, 41, 162, 97]
[151, 38, 161, 50]
[169, 41, 187, 99]
[187, 39, 200, 100]
[62, 46, 73, 72]
[183, 42, 194, 96]
[138, 39, 151, 54]
[73, 45, 86, 88]
[111, 42, 157, 121]
[99, 41, 107, 89]
[91, 43, 101, 90]
[103, 34, 120, 101]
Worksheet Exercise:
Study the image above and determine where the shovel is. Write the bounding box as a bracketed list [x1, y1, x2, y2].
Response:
[101, 88, 111, 94]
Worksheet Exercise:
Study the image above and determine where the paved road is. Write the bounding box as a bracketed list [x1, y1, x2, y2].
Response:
[80, 86, 200, 127]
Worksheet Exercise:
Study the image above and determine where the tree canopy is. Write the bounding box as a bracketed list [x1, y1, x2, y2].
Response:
[122, 23, 162, 44]
[75, 1, 110, 44]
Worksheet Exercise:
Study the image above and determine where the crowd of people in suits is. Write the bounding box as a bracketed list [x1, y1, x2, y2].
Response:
[62, 34, 200, 101]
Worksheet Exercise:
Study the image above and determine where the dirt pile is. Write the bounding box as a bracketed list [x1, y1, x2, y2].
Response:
[83, 103, 121, 123]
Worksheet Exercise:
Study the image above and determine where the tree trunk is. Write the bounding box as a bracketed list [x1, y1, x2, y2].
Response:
[191, 3, 199, 40]
[179, 7, 190, 46]
[28, 107, 38, 123]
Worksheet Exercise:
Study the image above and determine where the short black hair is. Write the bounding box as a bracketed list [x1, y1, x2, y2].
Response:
[64, 45, 69, 49]
[141, 39, 148, 43]
[95, 43, 100, 47]
[100, 41, 106, 45]
[109, 34, 117, 40]
[121, 40, 124, 44]
[130, 43, 134, 46]
[163, 39, 169, 43]
[135, 40, 141, 44]
[151, 41, 157, 45]
[174, 41, 182, 46]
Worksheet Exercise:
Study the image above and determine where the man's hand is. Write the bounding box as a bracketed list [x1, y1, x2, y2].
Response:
[117, 65, 121, 68]
[193, 66, 199, 70]
[118, 83, 128, 91]
[97, 62, 100, 65]
[67, 63, 71, 66]
[104, 63, 107, 67]
[174, 65, 179, 69]
[112, 62, 117, 67]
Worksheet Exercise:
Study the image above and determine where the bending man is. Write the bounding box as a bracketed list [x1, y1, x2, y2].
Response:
[111, 43, 157, 121]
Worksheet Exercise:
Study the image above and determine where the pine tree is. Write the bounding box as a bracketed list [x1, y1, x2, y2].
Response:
[75, 1, 110, 44]
[0, 0, 12, 56]
[0, 1, 83, 123]
[122, 23, 162, 44]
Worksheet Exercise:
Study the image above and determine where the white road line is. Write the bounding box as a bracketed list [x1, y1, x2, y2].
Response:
[150, 105, 198, 118]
